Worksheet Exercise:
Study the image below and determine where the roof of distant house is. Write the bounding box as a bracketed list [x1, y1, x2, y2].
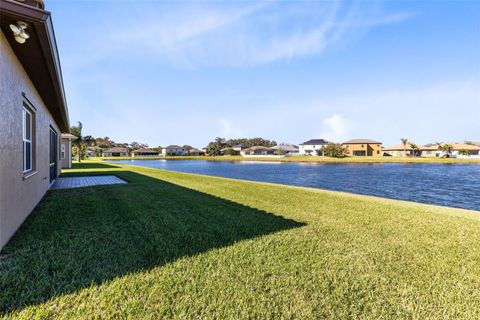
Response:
[189, 148, 205, 153]
[1, 0, 70, 131]
[164, 145, 183, 149]
[383, 144, 437, 151]
[131, 148, 158, 154]
[245, 146, 275, 151]
[233, 144, 250, 148]
[300, 139, 328, 146]
[103, 147, 128, 153]
[445, 142, 480, 151]
[271, 144, 299, 151]
[343, 139, 382, 144]
[61, 133, 77, 140]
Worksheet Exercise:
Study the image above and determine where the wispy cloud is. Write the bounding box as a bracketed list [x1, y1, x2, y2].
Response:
[321, 114, 351, 141]
[63, 1, 413, 68]
[218, 117, 244, 138]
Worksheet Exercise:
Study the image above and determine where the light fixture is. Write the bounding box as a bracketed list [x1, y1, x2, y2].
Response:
[9, 21, 30, 44]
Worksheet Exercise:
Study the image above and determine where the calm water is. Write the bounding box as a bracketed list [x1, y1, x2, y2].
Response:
[110, 160, 480, 211]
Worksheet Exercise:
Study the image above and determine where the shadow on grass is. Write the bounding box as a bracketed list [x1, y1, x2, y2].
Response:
[71, 162, 118, 169]
[0, 170, 304, 314]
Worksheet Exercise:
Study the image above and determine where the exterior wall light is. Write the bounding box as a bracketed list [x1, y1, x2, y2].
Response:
[9, 21, 30, 44]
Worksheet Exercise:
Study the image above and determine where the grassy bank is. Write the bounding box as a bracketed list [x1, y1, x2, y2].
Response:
[1, 161, 480, 318]
[98, 155, 480, 164]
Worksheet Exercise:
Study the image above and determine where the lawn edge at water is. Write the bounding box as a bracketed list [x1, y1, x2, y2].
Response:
[66, 161, 480, 219]
[97, 155, 480, 164]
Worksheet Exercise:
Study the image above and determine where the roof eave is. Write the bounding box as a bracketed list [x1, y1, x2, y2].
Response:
[1, 0, 69, 132]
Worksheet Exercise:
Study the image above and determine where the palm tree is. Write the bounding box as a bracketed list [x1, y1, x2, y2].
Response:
[439, 143, 453, 158]
[409, 143, 419, 158]
[69, 121, 93, 163]
[400, 138, 409, 157]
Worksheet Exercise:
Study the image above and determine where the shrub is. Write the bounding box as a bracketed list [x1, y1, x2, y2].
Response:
[317, 143, 346, 158]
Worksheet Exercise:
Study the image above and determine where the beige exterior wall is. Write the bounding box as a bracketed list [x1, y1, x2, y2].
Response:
[343, 143, 382, 157]
[383, 150, 412, 157]
[0, 31, 62, 249]
[60, 137, 72, 168]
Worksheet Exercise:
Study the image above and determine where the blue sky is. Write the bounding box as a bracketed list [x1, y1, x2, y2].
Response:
[49, 0, 480, 148]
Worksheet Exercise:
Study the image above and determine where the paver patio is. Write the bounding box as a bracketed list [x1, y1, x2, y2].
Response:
[51, 175, 127, 190]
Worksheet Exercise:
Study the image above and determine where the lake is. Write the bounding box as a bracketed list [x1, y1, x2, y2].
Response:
[109, 160, 480, 211]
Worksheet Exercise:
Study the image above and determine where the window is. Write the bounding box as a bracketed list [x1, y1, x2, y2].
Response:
[23, 107, 33, 173]
[61, 144, 66, 159]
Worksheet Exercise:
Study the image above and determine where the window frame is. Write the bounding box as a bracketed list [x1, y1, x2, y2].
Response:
[22, 106, 33, 173]
[61, 143, 66, 160]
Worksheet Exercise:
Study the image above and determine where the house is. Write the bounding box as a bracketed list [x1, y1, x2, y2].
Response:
[131, 148, 159, 157]
[162, 145, 187, 156]
[342, 139, 382, 156]
[86, 146, 97, 157]
[382, 144, 437, 157]
[188, 148, 206, 156]
[271, 143, 299, 155]
[439, 143, 480, 158]
[219, 144, 250, 156]
[61, 133, 77, 168]
[0, 0, 71, 249]
[220, 147, 231, 155]
[299, 139, 329, 156]
[102, 147, 129, 157]
[243, 146, 276, 156]
[232, 144, 250, 155]
[418, 145, 438, 157]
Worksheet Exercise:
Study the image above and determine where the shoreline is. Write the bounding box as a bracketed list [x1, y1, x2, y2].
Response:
[96, 155, 480, 164]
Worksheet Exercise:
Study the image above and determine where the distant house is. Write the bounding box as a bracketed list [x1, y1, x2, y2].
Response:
[382, 144, 437, 157]
[162, 145, 187, 156]
[233, 144, 250, 155]
[220, 147, 231, 155]
[243, 146, 276, 156]
[342, 139, 382, 157]
[102, 147, 128, 157]
[86, 146, 97, 157]
[188, 148, 206, 156]
[419, 145, 438, 157]
[299, 139, 329, 155]
[219, 144, 250, 156]
[271, 143, 299, 155]
[60, 134, 77, 168]
[131, 148, 159, 157]
[439, 143, 480, 158]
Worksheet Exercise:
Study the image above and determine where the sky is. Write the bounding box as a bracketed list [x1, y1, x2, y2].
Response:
[48, 0, 480, 148]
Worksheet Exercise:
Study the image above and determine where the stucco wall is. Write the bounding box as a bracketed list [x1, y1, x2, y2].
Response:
[0, 30, 61, 249]
[343, 143, 382, 157]
[60, 137, 72, 168]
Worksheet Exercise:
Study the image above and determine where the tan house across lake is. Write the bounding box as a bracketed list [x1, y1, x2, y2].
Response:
[0, 0, 71, 249]
[382, 143, 438, 157]
[131, 148, 159, 157]
[102, 147, 128, 157]
[342, 139, 382, 157]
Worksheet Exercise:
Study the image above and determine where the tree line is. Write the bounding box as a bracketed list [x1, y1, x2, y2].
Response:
[206, 137, 277, 156]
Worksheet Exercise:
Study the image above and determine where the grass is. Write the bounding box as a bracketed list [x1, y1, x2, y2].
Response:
[1, 161, 480, 318]
[99, 155, 480, 164]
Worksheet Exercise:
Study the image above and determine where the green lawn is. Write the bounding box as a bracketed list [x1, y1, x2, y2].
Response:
[1, 161, 480, 318]
[99, 155, 480, 164]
